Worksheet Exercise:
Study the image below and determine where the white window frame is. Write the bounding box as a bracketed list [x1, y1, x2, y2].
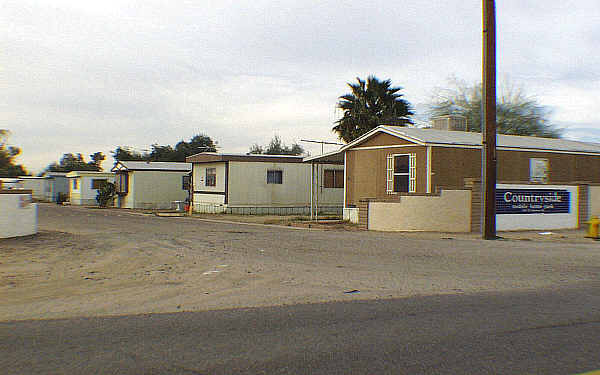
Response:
[386, 153, 416, 194]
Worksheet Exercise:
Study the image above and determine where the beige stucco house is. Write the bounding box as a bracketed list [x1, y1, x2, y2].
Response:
[66, 171, 115, 205]
[186, 153, 343, 215]
[310, 124, 600, 231]
[111, 161, 192, 209]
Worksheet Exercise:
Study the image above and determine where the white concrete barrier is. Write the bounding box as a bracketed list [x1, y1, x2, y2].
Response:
[0, 190, 38, 238]
[589, 185, 600, 218]
[343, 208, 359, 224]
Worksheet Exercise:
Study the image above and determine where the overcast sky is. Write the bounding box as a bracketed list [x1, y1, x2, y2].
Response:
[3, 0, 599, 173]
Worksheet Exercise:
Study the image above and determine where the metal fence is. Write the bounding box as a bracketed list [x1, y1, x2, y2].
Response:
[192, 203, 342, 216]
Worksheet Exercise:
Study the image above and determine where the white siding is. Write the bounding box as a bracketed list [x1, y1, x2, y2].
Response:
[192, 162, 227, 208]
[127, 170, 189, 209]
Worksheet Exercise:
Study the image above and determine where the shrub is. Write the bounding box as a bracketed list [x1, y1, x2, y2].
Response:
[96, 182, 116, 207]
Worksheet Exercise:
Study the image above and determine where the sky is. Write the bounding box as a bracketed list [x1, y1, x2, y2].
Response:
[2, 0, 599, 174]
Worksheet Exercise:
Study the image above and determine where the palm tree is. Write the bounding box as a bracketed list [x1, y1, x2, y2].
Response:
[333, 76, 414, 143]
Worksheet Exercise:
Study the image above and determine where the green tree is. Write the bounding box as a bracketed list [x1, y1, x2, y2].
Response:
[248, 135, 305, 156]
[428, 78, 561, 138]
[248, 144, 264, 154]
[45, 152, 104, 172]
[333, 76, 414, 143]
[171, 134, 218, 161]
[111, 146, 146, 162]
[112, 134, 218, 162]
[90, 152, 106, 169]
[0, 130, 28, 177]
[148, 144, 176, 161]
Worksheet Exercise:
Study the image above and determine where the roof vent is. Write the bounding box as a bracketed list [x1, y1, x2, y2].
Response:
[431, 115, 467, 131]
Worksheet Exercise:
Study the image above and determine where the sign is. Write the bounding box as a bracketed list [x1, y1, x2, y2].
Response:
[496, 188, 570, 214]
[529, 158, 549, 183]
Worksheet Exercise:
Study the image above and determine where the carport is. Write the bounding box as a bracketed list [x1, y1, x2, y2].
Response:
[303, 150, 344, 220]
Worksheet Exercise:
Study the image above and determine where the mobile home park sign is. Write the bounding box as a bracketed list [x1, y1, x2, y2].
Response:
[496, 188, 570, 214]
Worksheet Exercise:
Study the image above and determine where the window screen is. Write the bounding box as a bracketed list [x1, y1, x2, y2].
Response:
[205, 168, 216, 187]
[91, 179, 107, 190]
[324, 169, 344, 188]
[267, 170, 283, 184]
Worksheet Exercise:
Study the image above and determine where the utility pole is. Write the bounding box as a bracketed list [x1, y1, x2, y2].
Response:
[482, 0, 497, 239]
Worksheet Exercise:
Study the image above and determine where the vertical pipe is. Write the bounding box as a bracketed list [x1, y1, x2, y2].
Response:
[310, 162, 314, 220]
[316, 163, 319, 222]
[482, 0, 497, 239]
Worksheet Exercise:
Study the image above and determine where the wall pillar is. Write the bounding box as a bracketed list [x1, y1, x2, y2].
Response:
[465, 179, 482, 233]
[357, 199, 371, 230]
[578, 183, 589, 228]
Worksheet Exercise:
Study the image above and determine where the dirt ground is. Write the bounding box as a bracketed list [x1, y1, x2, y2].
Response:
[1, 204, 599, 321]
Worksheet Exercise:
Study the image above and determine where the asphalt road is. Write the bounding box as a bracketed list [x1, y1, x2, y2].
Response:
[2, 284, 600, 375]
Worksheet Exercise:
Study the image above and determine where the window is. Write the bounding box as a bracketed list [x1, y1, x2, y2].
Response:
[324, 169, 344, 188]
[205, 168, 216, 187]
[91, 179, 108, 190]
[72, 179, 79, 190]
[267, 170, 283, 184]
[386, 154, 416, 193]
[182, 175, 191, 190]
[529, 158, 549, 183]
[115, 173, 128, 194]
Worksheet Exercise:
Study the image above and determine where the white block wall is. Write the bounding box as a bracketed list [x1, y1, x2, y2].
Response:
[0, 192, 38, 238]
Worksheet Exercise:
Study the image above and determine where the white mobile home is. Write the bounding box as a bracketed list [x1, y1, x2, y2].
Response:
[186, 153, 343, 215]
[44, 172, 70, 203]
[111, 161, 191, 209]
[66, 171, 115, 206]
[19, 176, 52, 201]
[0, 178, 23, 190]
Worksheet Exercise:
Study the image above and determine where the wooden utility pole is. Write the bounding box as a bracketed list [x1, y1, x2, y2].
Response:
[482, 0, 497, 239]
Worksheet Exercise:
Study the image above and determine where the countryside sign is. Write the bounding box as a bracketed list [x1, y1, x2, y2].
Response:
[496, 188, 570, 214]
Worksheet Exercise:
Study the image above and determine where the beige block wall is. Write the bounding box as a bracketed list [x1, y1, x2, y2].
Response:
[368, 190, 471, 232]
[129, 171, 189, 209]
[589, 186, 600, 217]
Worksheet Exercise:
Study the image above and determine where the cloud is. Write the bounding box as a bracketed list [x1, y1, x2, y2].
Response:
[2, 0, 599, 173]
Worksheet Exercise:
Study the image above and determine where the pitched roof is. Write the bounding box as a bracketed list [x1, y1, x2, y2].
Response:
[303, 149, 344, 163]
[65, 171, 115, 178]
[342, 126, 600, 155]
[111, 161, 192, 172]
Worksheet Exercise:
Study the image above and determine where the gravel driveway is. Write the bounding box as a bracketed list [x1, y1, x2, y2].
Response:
[1, 204, 599, 321]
